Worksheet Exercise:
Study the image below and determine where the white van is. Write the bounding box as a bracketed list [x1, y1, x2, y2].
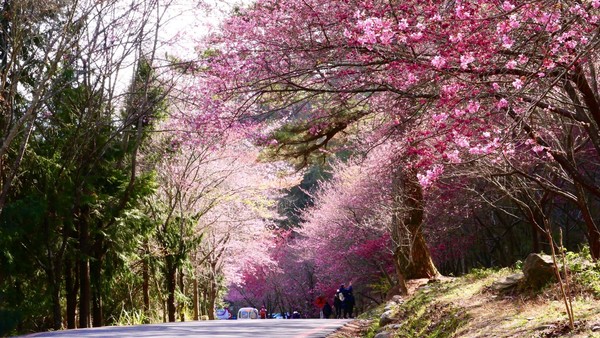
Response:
[237, 307, 259, 319]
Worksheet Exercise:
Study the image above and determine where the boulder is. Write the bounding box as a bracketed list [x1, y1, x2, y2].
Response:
[390, 295, 403, 304]
[523, 253, 556, 289]
[383, 295, 403, 312]
[374, 332, 392, 338]
[491, 273, 524, 291]
[379, 310, 394, 327]
[383, 303, 395, 312]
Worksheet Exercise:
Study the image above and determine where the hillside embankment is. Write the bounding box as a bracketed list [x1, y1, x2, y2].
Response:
[329, 251, 600, 338]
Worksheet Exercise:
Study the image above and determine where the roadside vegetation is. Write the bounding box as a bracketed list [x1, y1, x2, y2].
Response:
[336, 248, 600, 338]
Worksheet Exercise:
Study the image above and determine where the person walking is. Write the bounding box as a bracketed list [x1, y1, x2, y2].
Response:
[259, 305, 267, 319]
[334, 285, 345, 318]
[343, 283, 355, 318]
[323, 301, 332, 319]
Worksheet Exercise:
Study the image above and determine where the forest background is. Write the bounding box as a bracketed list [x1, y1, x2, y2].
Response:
[1, 0, 600, 335]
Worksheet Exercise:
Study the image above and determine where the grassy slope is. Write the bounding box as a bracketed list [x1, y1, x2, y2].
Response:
[332, 256, 600, 338]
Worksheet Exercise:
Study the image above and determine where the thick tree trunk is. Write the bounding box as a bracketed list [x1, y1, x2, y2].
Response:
[397, 230, 439, 279]
[207, 262, 217, 320]
[65, 258, 78, 329]
[91, 232, 106, 327]
[166, 256, 177, 322]
[79, 258, 91, 328]
[79, 216, 91, 328]
[178, 270, 185, 322]
[201, 287, 208, 318]
[44, 216, 62, 330]
[49, 268, 62, 330]
[390, 167, 440, 290]
[90, 255, 103, 327]
[207, 286, 216, 320]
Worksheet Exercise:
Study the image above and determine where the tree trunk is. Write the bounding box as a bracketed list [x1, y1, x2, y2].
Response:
[79, 258, 91, 328]
[398, 230, 439, 279]
[65, 258, 78, 329]
[44, 216, 62, 330]
[391, 167, 440, 288]
[78, 215, 91, 328]
[201, 287, 208, 318]
[166, 256, 177, 322]
[193, 276, 199, 321]
[178, 270, 185, 322]
[49, 267, 62, 330]
[207, 262, 217, 320]
[90, 253, 103, 327]
[575, 184, 600, 260]
[143, 244, 150, 321]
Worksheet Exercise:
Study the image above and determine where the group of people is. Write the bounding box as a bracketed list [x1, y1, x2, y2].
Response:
[259, 305, 300, 319]
[321, 282, 355, 319]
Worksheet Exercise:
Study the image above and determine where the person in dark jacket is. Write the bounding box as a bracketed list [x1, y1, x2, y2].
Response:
[343, 283, 355, 318]
[333, 285, 344, 318]
[322, 301, 332, 319]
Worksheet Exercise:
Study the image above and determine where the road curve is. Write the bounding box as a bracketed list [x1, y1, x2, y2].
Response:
[21, 319, 354, 338]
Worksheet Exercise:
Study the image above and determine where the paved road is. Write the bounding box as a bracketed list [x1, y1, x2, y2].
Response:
[22, 319, 353, 338]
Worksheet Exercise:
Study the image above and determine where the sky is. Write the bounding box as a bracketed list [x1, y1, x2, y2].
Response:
[159, 0, 248, 59]
[107, 0, 248, 102]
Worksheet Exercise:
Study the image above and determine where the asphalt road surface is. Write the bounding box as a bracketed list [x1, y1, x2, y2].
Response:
[21, 319, 353, 338]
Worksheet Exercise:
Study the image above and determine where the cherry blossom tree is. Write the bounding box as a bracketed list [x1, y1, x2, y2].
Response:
[228, 229, 324, 317]
[143, 112, 296, 320]
[190, 0, 600, 261]
[298, 157, 397, 295]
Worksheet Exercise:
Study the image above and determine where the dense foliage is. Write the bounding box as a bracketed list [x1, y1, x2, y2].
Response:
[0, 0, 284, 333]
[193, 0, 600, 316]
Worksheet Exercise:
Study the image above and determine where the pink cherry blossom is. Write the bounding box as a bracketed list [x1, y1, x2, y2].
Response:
[431, 55, 447, 69]
[512, 78, 523, 89]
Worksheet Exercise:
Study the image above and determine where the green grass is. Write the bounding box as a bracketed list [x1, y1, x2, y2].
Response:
[361, 250, 600, 338]
[359, 302, 385, 338]
[112, 308, 149, 326]
[364, 321, 381, 338]
[387, 286, 469, 338]
[565, 247, 600, 297]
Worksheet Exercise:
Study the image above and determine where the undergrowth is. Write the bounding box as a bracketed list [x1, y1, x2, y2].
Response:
[111, 308, 148, 326]
[361, 303, 385, 338]
[362, 248, 600, 338]
[565, 247, 600, 298]
[382, 286, 469, 338]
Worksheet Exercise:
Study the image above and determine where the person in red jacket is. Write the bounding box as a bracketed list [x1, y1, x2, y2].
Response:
[259, 305, 267, 319]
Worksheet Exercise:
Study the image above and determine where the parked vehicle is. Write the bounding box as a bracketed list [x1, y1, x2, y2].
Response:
[215, 308, 232, 320]
[237, 307, 259, 319]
